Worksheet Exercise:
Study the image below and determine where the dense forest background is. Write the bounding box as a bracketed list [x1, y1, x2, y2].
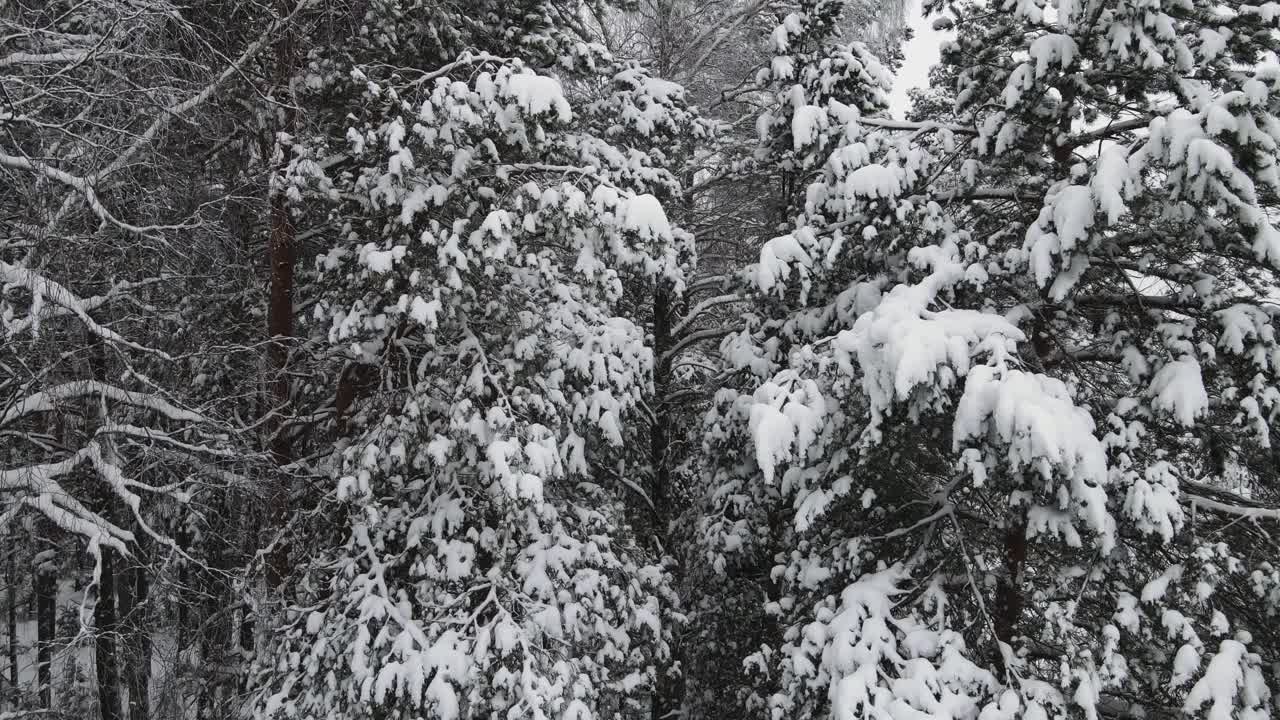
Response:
[2, 0, 1279, 719]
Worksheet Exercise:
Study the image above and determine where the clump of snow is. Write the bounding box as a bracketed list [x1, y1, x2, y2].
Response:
[748, 375, 826, 484]
[1025, 184, 1096, 296]
[1183, 638, 1271, 720]
[409, 289, 443, 328]
[1091, 146, 1133, 224]
[954, 367, 1114, 550]
[619, 193, 673, 241]
[1148, 357, 1209, 426]
[844, 164, 901, 200]
[792, 105, 828, 150]
[757, 232, 814, 293]
[835, 276, 1024, 424]
[504, 72, 572, 121]
[359, 243, 407, 273]
[1122, 461, 1185, 543]
[1029, 34, 1078, 77]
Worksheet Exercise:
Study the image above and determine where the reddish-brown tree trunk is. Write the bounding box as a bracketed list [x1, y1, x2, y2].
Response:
[264, 0, 299, 589]
[267, 190, 296, 468]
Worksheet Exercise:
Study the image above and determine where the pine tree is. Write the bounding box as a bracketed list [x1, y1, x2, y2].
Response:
[248, 2, 707, 718]
[712, 0, 1280, 717]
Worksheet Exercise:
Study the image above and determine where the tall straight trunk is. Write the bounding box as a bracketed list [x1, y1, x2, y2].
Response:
[265, 175, 296, 591]
[4, 547, 13, 706]
[34, 549, 55, 709]
[267, 190, 296, 468]
[117, 555, 150, 720]
[650, 283, 672, 533]
[95, 550, 123, 720]
[649, 279, 684, 720]
[993, 520, 1028, 679]
[264, 0, 299, 589]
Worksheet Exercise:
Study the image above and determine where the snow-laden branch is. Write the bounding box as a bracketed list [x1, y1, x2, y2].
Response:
[0, 261, 174, 357]
[670, 292, 743, 339]
[0, 49, 93, 68]
[97, 422, 236, 457]
[676, 0, 772, 73]
[1186, 495, 1280, 522]
[859, 117, 978, 135]
[0, 151, 168, 234]
[1182, 479, 1280, 522]
[931, 186, 1040, 203]
[1075, 292, 1196, 312]
[15, 0, 317, 235]
[660, 325, 737, 365]
[1, 437, 207, 555]
[2, 275, 164, 333]
[1063, 116, 1153, 150]
[0, 447, 134, 553]
[0, 380, 205, 427]
[686, 273, 732, 296]
[406, 50, 508, 88]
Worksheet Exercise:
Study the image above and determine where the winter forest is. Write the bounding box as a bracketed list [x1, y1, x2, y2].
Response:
[5, 0, 1280, 718]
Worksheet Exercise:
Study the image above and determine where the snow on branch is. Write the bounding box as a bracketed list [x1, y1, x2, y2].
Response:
[92, 0, 317, 187]
[96, 422, 237, 459]
[1187, 495, 1280, 522]
[0, 49, 94, 68]
[11, 0, 317, 236]
[0, 151, 181, 235]
[0, 447, 135, 553]
[859, 117, 978, 135]
[670, 293, 744, 339]
[1182, 480, 1280, 523]
[0, 261, 174, 357]
[660, 325, 738, 365]
[0, 380, 206, 427]
[1, 435, 209, 554]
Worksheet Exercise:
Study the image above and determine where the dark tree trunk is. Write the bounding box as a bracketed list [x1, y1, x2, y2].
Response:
[267, 187, 296, 469]
[650, 283, 672, 534]
[34, 549, 56, 708]
[993, 520, 1028, 680]
[4, 547, 14, 705]
[264, 0, 299, 589]
[95, 550, 123, 720]
[649, 280, 683, 720]
[117, 555, 150, 720]
[266, 186, 296, 590]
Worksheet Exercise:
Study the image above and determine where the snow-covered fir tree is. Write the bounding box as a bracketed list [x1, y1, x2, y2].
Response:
[706, 0, 1280, 718]
[248, 2, 709, 718]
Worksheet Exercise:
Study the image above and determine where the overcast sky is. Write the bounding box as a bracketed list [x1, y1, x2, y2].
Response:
[887, 0, 947, 118]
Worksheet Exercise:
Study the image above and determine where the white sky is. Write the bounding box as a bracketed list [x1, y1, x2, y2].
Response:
[887, 0, 947, 118]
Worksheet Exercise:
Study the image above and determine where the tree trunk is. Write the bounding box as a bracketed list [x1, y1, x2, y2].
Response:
[993, 520, 1027, 680]
[95, 550, 123, 720]
[117, 555, 150, 720]
[267, 191, 296, 469]
[649, 280, 684, 720]
[265, 184, 296, 589]
[650, 283, 672, 535]
[34, 549, 56, 709]
[4, 547, 14, 706]
[264, 0, 299, 589]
